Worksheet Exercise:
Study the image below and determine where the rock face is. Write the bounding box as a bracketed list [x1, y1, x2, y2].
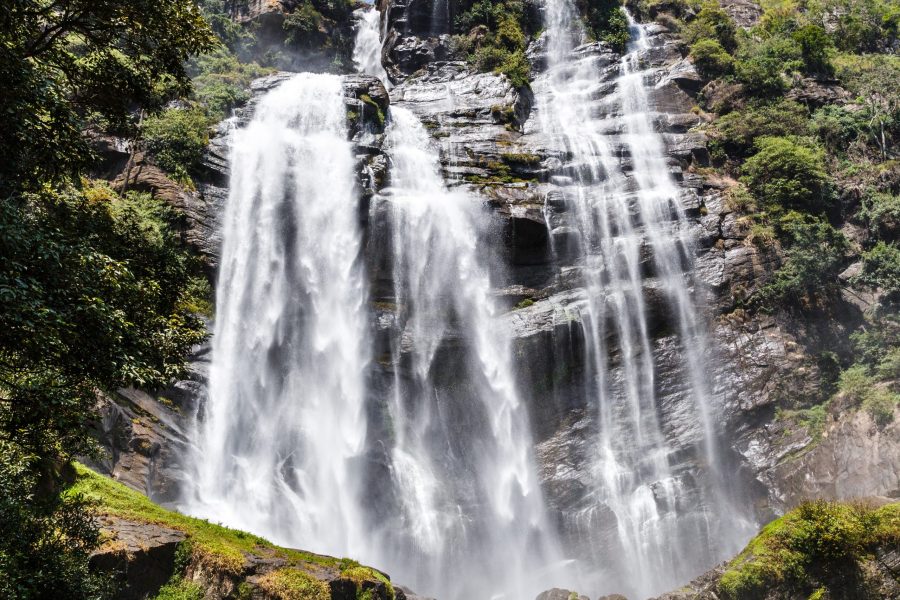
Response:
[90, 516, 186, 600]
[89, 511, 400, 600]
[83, 340, 210, 505]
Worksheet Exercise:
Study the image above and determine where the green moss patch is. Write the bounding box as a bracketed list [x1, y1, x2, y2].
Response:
[719, 501, 900, 600]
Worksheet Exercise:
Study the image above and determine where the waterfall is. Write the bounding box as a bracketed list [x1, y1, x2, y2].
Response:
[531, 4, 756, 597]
[182, 73, 373, 559]
[353, 6, 391, 86]
[370, 106, 571, 599]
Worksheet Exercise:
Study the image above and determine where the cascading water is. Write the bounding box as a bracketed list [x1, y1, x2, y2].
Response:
[184, 3, 755, 597]
[367, 106, 571, 599]
[353, 6, 391, 85]
[182, 73, 373, 558]
[530, 3, 756, 596]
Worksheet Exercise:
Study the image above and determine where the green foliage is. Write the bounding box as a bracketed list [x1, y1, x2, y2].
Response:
[458, 3, 534, 88]
[808, 0, 899, 53]
[719, 501, 900, 599]
[733, 34, 804, 95]
[838, 365, 899, 425]
[514, 298, 535, 309]
[283, 3, 327, 48]
[859, 191, 900, 238]
[791, 24, 834, 76]
[579, 0, 630, 52]
[681, 0, 737, 51]
[0, 0, 216, 190]
[153, 579, 204, 600]
[810, 105, 876, 155]
[690, 39, 734, 79]
[70, 464, 395, 597]
[713, 100, 809, 158]
[755, 216, 848, 308]
[142, 108, 212, 184]
[741, 137, 830, 212]
[188, 48, 272, 120]
[0, 447, 111, 599]
[854, 241, 900, 300]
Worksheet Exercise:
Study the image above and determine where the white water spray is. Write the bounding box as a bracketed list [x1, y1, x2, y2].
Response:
[370, 105, 571, 599]
[532, 4, 755, 596]
[354, 6, 391, 86]
[183, 73, 372, 558]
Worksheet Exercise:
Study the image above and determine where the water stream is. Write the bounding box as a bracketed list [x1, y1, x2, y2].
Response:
[183, 73, 373, 559]
[531, 2, 755, 596]
[183, 4, 755, 599]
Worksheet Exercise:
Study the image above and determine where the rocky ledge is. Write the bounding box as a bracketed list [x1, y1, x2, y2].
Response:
[74, 464, 406, 600]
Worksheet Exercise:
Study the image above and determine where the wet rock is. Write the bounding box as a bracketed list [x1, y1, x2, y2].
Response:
[90, 516, 186, 600]
[536, 589, 590, 600]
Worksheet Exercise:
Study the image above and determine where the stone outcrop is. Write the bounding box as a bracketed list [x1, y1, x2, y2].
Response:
[89, 512, 401, 600]
[83, 340, 210, 505]
[90, 516, 186, 600]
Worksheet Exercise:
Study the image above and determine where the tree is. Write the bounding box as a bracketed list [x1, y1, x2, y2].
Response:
[0, 1, 215, 596]
[690, 39, 734, 80]
[0, 0, 216, 193]
[741, 136, 830, 212]
[792, 24, 834, 75]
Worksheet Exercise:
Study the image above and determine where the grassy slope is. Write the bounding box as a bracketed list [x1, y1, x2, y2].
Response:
[67, 464, 393, 597]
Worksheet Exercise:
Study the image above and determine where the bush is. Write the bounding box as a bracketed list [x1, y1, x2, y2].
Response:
[859, 191, 900, 239]
[576, 0, 630, 52]
[733, 34, 803, 95]
[791, 24, 833, 75]
[690, 39, 734, 79]
[712, 99, 809, 157]
[838, 364, 899, 425]
[755, 216, 847, 308]
[742, 137, 830, 212]
[853, 241, 900, 300]
[188, 48, 271, 119]
[681, 0, 737, 51]
[142, 108, 212, 184]
[808, 0, 899, 53]
[462, 7, 533, 87]
[0, 447, 112, 599]
[718, 501, 897, 600]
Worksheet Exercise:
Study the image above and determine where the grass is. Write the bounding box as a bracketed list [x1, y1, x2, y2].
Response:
[718, 501, 900, 599]
[67, 464, 394, 600]
[257, 569, 330, 600]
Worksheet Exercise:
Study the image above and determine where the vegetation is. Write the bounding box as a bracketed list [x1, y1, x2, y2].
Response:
[0, 0, 218, 596]
[719, 500, 900, 599]
[453, 0, 536, 87]
[70, 464, 396, 598]
[578, 0, 630, 52]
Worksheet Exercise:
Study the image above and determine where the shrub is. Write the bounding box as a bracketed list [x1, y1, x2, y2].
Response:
[718, 501, 892, 600]
[712, 99, 809, 157]
[142, 107, 212, 184]
[690, 39, 734, 79]
[188, 48, 271, 119]
[859, 191, 900, 238]
[741, 137, 830, 212]
[808, 0, 899, 53]
[838, 364, 899, 425]
[681, 0, 737, 51]
[853, 241, 900, 300]
[456, 1, 535, 87]
[792, 24, 833, 75]
[576, 0, 630, 52]
[754, 216, 847, 308]
[733, 34, 803, 95]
